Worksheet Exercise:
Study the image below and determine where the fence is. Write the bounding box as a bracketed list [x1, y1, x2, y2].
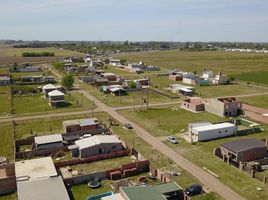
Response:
[54, 149, 131, 168]
[149, 88, 180, 99]
[63, 159, 149, 186]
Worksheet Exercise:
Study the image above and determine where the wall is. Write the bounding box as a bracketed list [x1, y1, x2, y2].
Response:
[205, 99, 224, 117]
[0, 163, 16, 195]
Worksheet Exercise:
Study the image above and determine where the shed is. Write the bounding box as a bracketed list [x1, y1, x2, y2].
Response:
[48, 90, 65, 107]
[34, 134, 63, 150]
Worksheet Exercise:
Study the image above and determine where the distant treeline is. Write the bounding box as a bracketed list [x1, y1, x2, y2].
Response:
[22, 52, 55, 57]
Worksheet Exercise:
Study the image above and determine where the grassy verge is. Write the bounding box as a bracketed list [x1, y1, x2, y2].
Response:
[239, 95, 268, 109]
[0, 122, 14, 160]
[0, 86, 11, 115]
[235, 71, 268, 85]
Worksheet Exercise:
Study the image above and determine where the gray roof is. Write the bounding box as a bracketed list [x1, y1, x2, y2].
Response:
[35, 134, 63, 145]
[80, 118, 97, 127]
[17, 176, 70, 200]
[221, 139, 266, 153]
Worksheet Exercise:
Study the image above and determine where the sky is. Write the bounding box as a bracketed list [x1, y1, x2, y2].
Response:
[0, 0, 268, 42]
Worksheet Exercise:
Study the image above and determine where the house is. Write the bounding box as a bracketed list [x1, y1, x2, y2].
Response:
[168, 84, 195, 96]
[74, 135, 123, 158]
[181, 97, 205, 112]
[110, 87, 127, 96]
[133, 78, 150, 87]
[110, 59, 121, 66]
[34, 134, 63, 150]
[0, 163, 16, 195]
[202, 70, 214, 79]
[168, 74, 182, 81]
[17, 66, 41, 72]
[101, 72, 117, 81]
[109, 182, 184, 200]
[89, 60, 104, 68]
[127, 61, 146, 72]
[42, 84, 62, 98]
[220, 139, 267, 163]
[205, 97, 243, 117]
[92, 77, 110, 87]
[144, 65, 160, 71]
[15, 157, 69, 200]
[63, 118, 99, 134]
[78, 76, 94, 83]
[0, 74, 10, 86]
[211, 72, 228, 85]
[21, 75, 54, 83]
[188, 122, 237, 142]
[63, 58, 73, 63]
[48, 90, 65, 107]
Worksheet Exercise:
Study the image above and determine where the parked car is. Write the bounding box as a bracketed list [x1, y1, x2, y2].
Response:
[167, 136, 178, 144]
[185, 184, 203, 196]
[125, 123, 133, 129]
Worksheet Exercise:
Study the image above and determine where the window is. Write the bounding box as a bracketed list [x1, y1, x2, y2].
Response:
[112, 145, 116, 149]
[219, 131, 222, 133]
[225, 130, 228, 132]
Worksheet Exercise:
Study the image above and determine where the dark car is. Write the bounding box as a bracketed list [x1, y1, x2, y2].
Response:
[185, 184, 203, 196]
[125, 123, 133, 129]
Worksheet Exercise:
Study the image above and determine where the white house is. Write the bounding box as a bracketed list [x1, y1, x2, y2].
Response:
[48, 90, 65, 107]
[202, 71, 214, 79]
[42, 84, 61, 98]
[189, 122, 237, 142]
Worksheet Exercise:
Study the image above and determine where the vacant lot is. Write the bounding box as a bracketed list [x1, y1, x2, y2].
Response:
[235, 71, 268, 85]
[120, 50, 268, 75]
[120, 107, 268, 200]
[0, 86, 11, 115]
[11, 90, 93, 115]
[239, 95, 268, 109]
[195, 84, 268, 98]
[0, 122, 14, 160]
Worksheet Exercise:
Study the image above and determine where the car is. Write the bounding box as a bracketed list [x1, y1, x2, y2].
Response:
[125, 123, 133, 129]
[167, 136, 178, 144]
[185, 184, 203, 196]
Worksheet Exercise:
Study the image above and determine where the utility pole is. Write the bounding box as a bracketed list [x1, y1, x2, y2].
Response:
[91, 100, 94, 117]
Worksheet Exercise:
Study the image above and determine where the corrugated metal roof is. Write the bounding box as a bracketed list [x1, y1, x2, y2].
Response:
[34, 134, 63, 145]
[75, 135, 121, 149]
[221, 139, 266, 153]
[48, 90, 64, 97]
[193, 122, 235, 132]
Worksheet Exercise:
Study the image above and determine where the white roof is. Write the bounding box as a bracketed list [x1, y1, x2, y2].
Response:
[75, 135, 122, 150]
[48, 90, 64, 97]
[192, 122, 235, 132]
[42, 84, 58, 90]
[35, 134, 63, 145]
[103, 72, 116, 76]
[169, 84, 194, 90]
[110, 87, 125, 92]
[17, 176, 70, 200]
[15, 157, 57, 181]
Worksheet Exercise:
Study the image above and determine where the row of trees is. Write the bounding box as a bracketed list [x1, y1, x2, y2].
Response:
[22, 52, 55, 57]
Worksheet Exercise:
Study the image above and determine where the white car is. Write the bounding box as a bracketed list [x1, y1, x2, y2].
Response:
[167, 136, 178, 144]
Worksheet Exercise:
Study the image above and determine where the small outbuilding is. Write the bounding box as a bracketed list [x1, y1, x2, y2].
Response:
[48, 90, 65, 107]
[181, 97, 205, 112]
[34, 134, 63, 150]
[42, 84, 61, 98]
[63, 118, 99, 134]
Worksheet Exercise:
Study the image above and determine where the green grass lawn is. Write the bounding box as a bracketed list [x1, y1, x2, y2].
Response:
[0, 86, 11, 115]
[78, 81, 176, 107]
[0, 122, 14, 160]
[195, 84, 268, 98]
[239, 95, 268, 109]
[119, 107, 223, 137]
[235, 71, 268, 85]
[0, 193, 17, 200]
[0, 67, 9, 74]
[119, 107, 268, 200]
[72, 180, 112, 200]
[5, 47, 82, 57]
[71, 156, 134, 174]
[11, 90, 93, 115]
[120, 50, 268, 75]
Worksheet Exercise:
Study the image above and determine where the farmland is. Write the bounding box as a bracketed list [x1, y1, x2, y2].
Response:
[235, 71, 268, 85]
[119, 50, 268, 75]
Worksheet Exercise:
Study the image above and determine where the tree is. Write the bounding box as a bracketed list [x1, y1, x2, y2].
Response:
[129, 82, 137, 89]
[62, 74, 74, 90]
[120, 58, 127, 65]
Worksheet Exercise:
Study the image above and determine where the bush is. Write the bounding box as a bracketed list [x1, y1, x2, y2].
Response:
[22, 52, 55, 57]
[53, 62, 65, 72]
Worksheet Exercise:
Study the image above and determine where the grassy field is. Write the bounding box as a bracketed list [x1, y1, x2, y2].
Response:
[78, 81, 176, 107]
[0, 193, 17, 200]
[72, 156, 134, 174]
[239, 95, 268, 109]
[4, 47, 82, 57]
[119, 107, 268, 200]
[119, 107, 223, 137]
[0, 86, 11, 115]
[0, 122, 14, 160]
[11, 90, 93, 115]
[120, 50, 268, 75]
[195, 83, 268, 98]
[235, 71, 268, 85]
